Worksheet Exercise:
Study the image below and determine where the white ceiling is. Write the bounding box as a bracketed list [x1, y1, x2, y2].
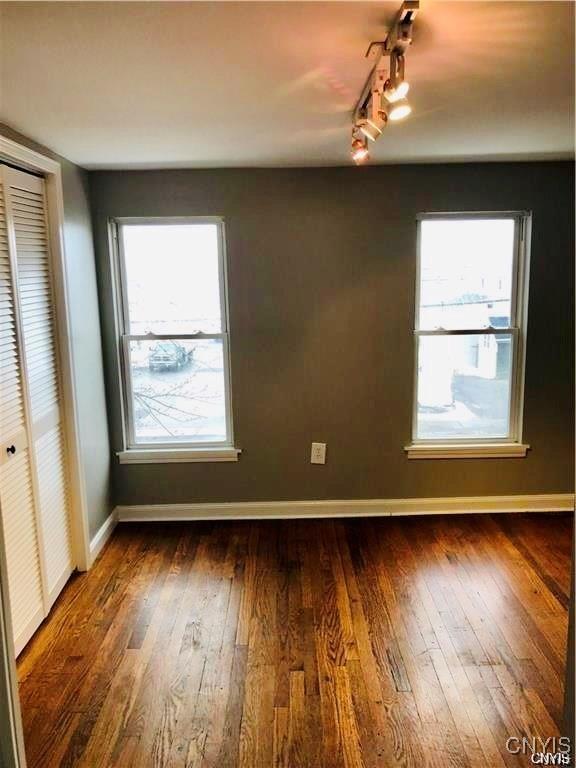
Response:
[0, 1, 574, 169]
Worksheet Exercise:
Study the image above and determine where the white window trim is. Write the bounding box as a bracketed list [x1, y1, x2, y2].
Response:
[117, 447, 241, 464]
[111, 216, 239, 463]
[405, 442, 529, 459]
[406, 211, 531, 460]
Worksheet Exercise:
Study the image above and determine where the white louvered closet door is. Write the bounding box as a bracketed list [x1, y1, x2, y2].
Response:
[0, 165, 74, 656]
[0, 170, 45, 655]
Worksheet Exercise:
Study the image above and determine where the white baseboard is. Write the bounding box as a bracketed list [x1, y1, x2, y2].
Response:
[115, 493, 575, 523]
[89, 509, 118, 566]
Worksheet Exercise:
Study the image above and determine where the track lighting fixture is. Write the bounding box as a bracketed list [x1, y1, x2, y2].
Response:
[383, 50, 410, 104]
[356, 99, 388, 141]
[351, 124, 370, 163]
[358, 88, 388, 140]
[386, 97, 412, 121]
[359, 121, 382, 142]
[351, 138, 370, 164]
[383, 79, 410, 103]
[351, 0, 418, 164]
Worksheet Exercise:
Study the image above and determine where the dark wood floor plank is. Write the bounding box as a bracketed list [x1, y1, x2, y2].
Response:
[216, 643, 248, 767]
[493, 515, 571, 609]
[273, 705, 289, 767]
[336, 522, 412, 767]
[381, 521, 474, 768]
[16, 513, 572, 768]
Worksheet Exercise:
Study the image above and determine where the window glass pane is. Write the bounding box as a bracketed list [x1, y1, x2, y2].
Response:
[128, 339, 227, 444]
[121, 223, 222, 334]
[419, 219, 515, 330]
[416, 334, 513, 440]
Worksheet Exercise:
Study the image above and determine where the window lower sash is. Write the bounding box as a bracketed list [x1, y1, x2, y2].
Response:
[412, 327, 521, 445]
[120, 332, 234, 450]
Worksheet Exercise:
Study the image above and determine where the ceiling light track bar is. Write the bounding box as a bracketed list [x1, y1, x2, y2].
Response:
[351, 0, 419, 164]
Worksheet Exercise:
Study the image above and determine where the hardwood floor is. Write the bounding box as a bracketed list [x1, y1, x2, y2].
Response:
[17, 513, 572, 768]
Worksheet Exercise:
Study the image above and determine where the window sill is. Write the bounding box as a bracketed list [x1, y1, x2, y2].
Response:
[117, 447, 242, 465]
[404, 443, 530, 459]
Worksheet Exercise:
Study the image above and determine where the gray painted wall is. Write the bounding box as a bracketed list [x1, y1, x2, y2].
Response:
[89, 162, 575, 507]
[0, 124, 112, 538]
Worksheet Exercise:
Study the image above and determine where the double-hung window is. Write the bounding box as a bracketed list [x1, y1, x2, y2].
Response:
[113, 217, 238, 463]
[407, 212, 530, 459]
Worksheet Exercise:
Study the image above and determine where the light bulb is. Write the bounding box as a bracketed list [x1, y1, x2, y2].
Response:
[385, 80, 410, 103]
[351, 139, 369, 164]
[395, 81, 410, 99]
[388, 98, 412, 121]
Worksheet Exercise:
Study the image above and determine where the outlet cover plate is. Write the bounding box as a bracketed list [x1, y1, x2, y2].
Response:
[311, 442, 327, 464]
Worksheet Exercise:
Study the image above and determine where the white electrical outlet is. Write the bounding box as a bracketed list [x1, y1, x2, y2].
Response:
[311, 442, 327, 464]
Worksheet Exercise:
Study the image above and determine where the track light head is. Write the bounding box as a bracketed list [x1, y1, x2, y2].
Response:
[351, 138, 370, 164]
[386, 97, 412, 121]
[384, 50, 410, 104]
[383, 78, 410, 103]
[358, 102, 388, 141]
[359, 119, 382, 142]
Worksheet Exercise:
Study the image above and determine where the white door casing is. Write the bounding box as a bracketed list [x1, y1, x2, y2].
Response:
[0, 165, 74, 655]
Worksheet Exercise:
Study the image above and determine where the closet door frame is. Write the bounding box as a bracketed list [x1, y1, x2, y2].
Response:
[0, 135, 91, 767]
[0, 136, 90, 574]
